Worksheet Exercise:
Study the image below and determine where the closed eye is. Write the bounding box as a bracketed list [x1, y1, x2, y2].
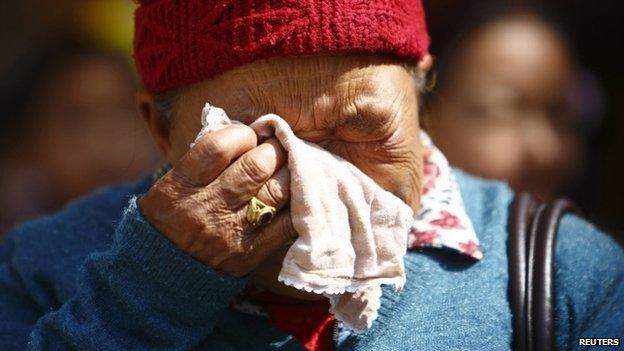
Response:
[335, 101, 401, 142]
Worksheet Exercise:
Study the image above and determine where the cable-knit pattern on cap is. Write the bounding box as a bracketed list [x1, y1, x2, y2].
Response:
[134, 0, 430, 92]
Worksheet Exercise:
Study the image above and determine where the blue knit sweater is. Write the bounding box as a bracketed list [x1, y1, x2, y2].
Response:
[0, 171, 622, 350]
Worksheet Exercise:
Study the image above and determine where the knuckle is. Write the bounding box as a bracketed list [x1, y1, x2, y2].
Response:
[204, 138, 231, 165]
[169, 170, 197, 189]
[264, 179, 286, 206]
[239, 153, 273, 184]
[212, 150, 232, 169]
[200, 186, 228, 208]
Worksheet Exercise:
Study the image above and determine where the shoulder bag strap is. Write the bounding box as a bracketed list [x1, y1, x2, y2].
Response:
[509, 193, 539, 351]
[509, 193, 578, 351]
[527, 198, 578, 351]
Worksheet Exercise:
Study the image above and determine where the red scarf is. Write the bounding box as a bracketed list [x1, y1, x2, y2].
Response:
[248, 291, 335, 351]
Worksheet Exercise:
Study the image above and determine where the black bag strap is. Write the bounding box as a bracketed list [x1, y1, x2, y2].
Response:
[509, 193, 578, 351]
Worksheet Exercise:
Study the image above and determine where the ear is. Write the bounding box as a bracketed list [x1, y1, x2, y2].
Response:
[136, 90, 172, 159]
[418, 54, 433, 74]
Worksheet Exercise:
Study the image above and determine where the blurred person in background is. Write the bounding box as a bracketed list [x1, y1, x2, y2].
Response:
[0, 1, 620, 350]
[426, 9, 585, 201]
[0, 35, 158, 233]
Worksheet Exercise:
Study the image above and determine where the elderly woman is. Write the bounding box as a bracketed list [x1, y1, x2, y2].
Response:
[1, 1, 622, 350]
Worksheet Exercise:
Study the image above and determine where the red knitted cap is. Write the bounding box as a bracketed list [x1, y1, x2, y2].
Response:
[134, 0, 430, 93]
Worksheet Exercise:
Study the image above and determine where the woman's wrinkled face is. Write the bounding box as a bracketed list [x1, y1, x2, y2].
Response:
[147, 54, 425, 297]
[165, 55, 425, 212]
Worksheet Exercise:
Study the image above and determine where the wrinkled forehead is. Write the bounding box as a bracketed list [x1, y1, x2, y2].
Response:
[174, 54, 418, 128]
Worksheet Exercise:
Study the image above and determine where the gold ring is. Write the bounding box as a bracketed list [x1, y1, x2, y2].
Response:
[246, 197, 277, 227]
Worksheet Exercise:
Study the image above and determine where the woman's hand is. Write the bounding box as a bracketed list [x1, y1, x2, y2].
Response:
[139, 124, 295, 277]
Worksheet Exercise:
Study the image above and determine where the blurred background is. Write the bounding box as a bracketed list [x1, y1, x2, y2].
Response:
[0, 0, 621, 241]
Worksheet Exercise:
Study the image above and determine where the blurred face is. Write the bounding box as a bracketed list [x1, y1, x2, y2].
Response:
[160, 55, 425, 295]
[429, 18, 580, 199]
[27, 56, 157, 203]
